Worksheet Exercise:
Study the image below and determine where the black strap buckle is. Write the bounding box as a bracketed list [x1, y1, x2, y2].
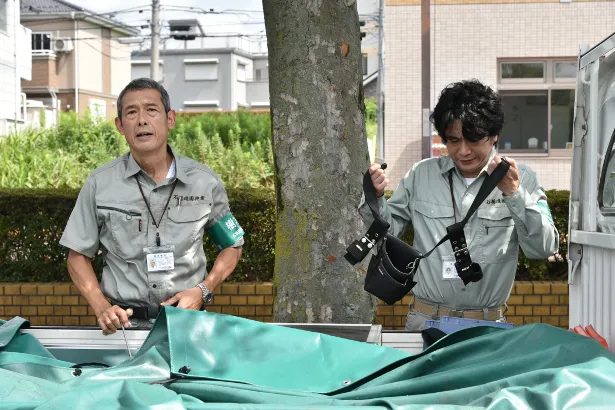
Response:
[446, 222, 482, 285]
[344, 216, 390, 265]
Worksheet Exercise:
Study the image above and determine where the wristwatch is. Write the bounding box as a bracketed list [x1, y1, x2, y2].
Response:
[196, 283, 214, 305]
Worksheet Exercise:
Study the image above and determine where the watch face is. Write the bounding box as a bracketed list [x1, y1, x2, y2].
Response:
[204, 290, 214, 304]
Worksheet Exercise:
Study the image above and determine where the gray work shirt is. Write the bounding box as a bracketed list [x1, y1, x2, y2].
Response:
[359, 153, 559, 309]
[60, 146, 244, 307]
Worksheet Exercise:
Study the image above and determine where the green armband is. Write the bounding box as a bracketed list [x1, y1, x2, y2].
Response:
[537, 200, 553, 223]
[207, 213, 245, 250]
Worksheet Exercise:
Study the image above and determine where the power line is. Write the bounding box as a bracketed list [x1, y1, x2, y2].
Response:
[50, 32, 266, 42]
[20, 6, 264, 30]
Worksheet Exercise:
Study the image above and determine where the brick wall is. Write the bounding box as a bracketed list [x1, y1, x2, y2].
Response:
[0, 281, 568, 329]
[375, 281, 569, 329]
[24, 57, 59, 90]
[0, 283, 274, 326]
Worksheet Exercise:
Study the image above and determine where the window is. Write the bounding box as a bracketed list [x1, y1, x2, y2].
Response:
[88, 98, 107, 121]
[362, 54, 368, 76]
[554, 61, 577, 80]
[550, 89, 575, 149]
[255, 66, 268, 81]
[500, 91, 549, 152]
[498, 59, 576, 154]
[501, 62, 544, 80]
[183, 101, 220, 112]
[32, 32, 53, 52]
[184, 59, 218, 81]
[237, 63, 246, 82]
[0, 0, 7, 33]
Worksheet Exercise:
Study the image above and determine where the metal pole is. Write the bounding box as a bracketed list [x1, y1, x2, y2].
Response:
[376, 0, 385, 163]
[150, 0, 160, 81]
[421, 0, 431, 159]
[73, 16, 79, 114]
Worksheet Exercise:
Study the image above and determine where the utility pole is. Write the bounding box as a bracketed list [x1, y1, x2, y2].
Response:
[150, 0, 160, 81]
[421, 0, 431, 159]
[376, 0, 385, 163]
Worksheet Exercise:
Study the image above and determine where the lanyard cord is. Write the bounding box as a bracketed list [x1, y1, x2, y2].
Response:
[448, 170, 458, 223]
[136, 175, 178, 246]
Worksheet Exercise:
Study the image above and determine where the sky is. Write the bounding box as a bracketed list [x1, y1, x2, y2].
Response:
[71, 0, 267, 37]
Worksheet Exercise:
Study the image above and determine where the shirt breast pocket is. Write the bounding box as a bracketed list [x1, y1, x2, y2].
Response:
[167, 202, 212, 252]
[96, 202, 145, 260]
[477, 206, 518, 262]
[413, 200, 455, 241]
[414, 200, 455, 220]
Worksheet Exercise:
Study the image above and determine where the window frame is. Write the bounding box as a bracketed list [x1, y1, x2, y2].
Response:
[499, 60, 546, 84]
[31, 32, 53, 53]
[237, 62, 247, 83]
[183, 58, 218, 82]
[498, 58, 577, 157]
[553, 60, 578, 83]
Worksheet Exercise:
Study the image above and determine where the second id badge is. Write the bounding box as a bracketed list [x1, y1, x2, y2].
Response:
[442, 254, 461, 280]
[144, 245, 175, 272]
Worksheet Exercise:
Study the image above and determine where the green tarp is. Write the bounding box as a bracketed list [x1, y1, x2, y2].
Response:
[1, 307, 614, 409]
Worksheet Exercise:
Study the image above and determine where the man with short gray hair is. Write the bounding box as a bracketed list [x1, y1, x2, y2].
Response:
[60, 78, 244, 334]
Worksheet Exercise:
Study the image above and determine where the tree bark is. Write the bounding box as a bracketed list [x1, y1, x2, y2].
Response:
[263, 0, 376, 323]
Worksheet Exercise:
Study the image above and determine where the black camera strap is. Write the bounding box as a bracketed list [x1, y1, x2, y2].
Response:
[345, 159, 511, 284]
[345, 165, 392, 265]
[445, 159, 510, 283]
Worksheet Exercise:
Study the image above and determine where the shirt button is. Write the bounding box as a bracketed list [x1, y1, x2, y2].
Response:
[152, 284, 157, 288]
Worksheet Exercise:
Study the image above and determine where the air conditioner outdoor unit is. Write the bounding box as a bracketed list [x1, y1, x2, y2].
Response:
[54, 37, 73, 53]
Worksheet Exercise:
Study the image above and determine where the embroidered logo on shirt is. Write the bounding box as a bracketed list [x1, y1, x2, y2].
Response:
[485, 199, 504, 205]
[173, 194, 206, 202]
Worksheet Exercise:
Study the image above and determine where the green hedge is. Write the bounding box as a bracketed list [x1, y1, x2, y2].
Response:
[0, 188, 568, 283]
[0, 188, 275, 283]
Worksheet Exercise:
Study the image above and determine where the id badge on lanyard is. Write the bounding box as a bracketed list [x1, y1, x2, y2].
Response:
[442, 254, 461, 280]
[144, 245, 175, 272]
[135, 173, 178, 273]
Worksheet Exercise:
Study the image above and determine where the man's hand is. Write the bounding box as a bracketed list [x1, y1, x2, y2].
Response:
[488, 155, 520, 196]
[369, 163, 389, 198]
[97, 305, 131, 335]
[161, 287, 203, 310]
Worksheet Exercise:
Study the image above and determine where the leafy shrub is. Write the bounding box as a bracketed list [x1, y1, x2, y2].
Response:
[0, 111, 274, 190]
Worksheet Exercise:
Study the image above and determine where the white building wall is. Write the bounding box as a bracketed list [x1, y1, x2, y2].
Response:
[77, 24, 103, 94]
[111, 40, 132, 97]
[0, 0, 19, 134]
[385, 0, 615, 190]
[0, 0, 30, 135]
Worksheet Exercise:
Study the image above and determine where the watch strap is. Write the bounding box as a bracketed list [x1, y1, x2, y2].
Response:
[196, 283, 213, 304]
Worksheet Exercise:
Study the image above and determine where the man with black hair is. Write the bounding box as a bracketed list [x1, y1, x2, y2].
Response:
[360, 79, 559, 331]
[60, 78, 244, 334]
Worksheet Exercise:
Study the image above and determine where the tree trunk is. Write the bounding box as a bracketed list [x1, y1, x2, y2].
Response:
[263, 0, 376, 323]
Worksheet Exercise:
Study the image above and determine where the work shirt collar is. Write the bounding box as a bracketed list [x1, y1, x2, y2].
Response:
[124, 145, 188, 183]
[439, 146, 498, 178]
